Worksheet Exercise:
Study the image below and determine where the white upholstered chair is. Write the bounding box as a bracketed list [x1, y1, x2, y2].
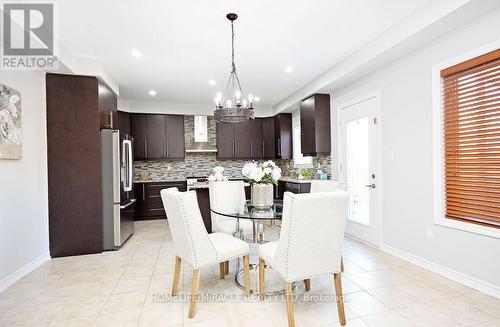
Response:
[209, 180, 253, 238]
[161, 188, 250, 319]
[310, 179, 348, 272]
[258, 191, 348, 327]
[310, 179, 348, 192]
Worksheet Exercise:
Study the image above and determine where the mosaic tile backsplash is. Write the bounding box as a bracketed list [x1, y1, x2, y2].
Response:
[134, 115, 332, 181]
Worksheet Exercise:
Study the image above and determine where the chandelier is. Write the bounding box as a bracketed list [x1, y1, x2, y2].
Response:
[213, 13, 255, 123]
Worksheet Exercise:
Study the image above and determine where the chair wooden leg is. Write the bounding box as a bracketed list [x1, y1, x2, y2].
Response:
[225, 260, 230, 275]
[243, 255, 250, 296]
[334, 273, 346, 326]
[285, 282, 295, 327]
[188, 269, 200, 319]
[341, 256, 345, 272]
[304, 278, 311, 291]
[219, 262, 225, 279]
[171, 256, 181, 296]
[258, 258, 266, 300]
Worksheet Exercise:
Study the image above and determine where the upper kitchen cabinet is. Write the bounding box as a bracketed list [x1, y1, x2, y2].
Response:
[145, 114, 167, 159]
[131, 114, 185, 160]
[275, 113, 293, 159]
[262, 117, 276, 159]
[300, 94, 331, 156]
[165, 115, 185, 159]
[117, 111, 131, 137]
[250, 118, 263, 159]
[98, 80, 117, 129]
[131, 114, 147, 159]
[216, 122, 235, 159]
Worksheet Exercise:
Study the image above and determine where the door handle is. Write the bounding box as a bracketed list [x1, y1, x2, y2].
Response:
[365, 184, 376, 189]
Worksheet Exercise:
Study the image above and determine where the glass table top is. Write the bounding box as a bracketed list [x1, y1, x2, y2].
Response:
[210, 200, 283, 220]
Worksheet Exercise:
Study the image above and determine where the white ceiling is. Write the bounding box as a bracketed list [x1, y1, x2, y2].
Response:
[57, 0, 429, 108]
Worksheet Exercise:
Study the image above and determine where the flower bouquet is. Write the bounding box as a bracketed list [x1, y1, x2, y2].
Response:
[242, 160, 282, 209]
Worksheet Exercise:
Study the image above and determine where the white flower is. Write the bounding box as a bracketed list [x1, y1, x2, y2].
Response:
[208, 175, 217, 182]
[264, 167, 272, 174]
[213, 166, 224, 175]
[242, 161, 257, 178]
[222, 176, 229, 181]
[271, 166, 282, 180]
[248, 167, 265, 182]
[214, 172, 224, 181]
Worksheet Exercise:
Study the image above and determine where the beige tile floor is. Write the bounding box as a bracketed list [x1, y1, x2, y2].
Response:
[1, 219, 499, 327]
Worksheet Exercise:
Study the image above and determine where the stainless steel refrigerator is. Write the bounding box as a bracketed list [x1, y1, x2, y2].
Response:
[101, 129, 135, 250]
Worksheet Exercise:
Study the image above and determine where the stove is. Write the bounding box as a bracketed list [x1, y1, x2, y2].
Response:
[186, 176, 208, 190]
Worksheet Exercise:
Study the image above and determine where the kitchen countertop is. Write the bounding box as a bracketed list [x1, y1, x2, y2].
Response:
[279, 177, 315, 184]
[134, 179, 185, 183]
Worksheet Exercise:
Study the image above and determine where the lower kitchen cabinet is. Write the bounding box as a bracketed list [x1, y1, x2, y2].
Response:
[277, 180, 311, 199]
[134, 181, 187, 220]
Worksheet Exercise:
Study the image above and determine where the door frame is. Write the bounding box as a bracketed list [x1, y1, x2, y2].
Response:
[336, 91, 383, 247]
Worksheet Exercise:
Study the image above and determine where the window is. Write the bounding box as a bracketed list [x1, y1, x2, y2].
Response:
[440, 49, 500, 230]
[292, 111, 313, 167]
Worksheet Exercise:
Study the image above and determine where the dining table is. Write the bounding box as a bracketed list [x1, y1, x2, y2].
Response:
[211, 199, 293, 295]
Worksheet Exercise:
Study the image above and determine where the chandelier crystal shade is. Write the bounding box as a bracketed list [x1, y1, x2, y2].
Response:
[213, 13, 255, 123]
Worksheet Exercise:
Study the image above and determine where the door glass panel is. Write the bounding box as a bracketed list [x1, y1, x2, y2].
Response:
[346, 117, 370, 225]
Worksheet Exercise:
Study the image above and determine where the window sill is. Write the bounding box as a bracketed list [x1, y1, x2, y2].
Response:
[435, 217, 500, 239]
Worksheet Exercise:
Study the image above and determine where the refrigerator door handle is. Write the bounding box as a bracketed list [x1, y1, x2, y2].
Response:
[123, 139, 133, 192]
[120, 198, 136, 209]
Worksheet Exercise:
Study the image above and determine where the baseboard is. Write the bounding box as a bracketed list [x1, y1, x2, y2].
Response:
[0, 252, 50, 293]
[380, 243, 500, 299]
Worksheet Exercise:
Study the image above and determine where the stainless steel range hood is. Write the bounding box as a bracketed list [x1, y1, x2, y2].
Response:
[185, 116, 218, 153]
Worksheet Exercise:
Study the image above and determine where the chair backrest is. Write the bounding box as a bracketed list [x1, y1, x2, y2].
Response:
[274, 191, 348, 282]
[209, 181, 246, 232]
[161, 188, 217, 268]
[310, 180, 348, 192]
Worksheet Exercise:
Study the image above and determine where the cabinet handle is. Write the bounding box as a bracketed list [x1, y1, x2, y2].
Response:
[166, 139, 169, 158]
[108, 111, 113, 128]
[262, 140, 265, 156]
[233, 139, 235, 157]
[143, 184, 146, 201]
[250, 141, 253, 156]
[145, 140, 148, 158]
[278, 138, 281, 156]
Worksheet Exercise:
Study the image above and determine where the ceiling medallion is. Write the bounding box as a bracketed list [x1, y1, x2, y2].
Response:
[213, 13, 255, 123]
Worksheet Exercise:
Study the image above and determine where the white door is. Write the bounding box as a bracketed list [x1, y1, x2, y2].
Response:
[339, 95, 381, 246]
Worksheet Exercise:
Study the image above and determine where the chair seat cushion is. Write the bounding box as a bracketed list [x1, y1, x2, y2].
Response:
[208, 232, 250, 262]
[259, 241, 278, 268]
[215, 219, 254, 235]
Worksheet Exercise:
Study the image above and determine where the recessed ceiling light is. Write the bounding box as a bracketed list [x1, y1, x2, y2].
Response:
[284, 66, 294, 73]
[254, 97, 260, 102]
[209, 79, 216, 85]
[149, 90, 157, 96]
[131, 49, 142, 58]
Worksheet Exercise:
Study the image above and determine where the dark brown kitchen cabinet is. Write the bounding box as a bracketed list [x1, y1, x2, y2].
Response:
[165, 115, 185, 159]
[277, 180, 311, 199]
[216, 122, 235, 159]
[250, 118, 263, 159]
[234, 122, 252, 158]
[131, 114, 147, 159]
[275, 113, 293, 159]
[46, 73, 117, 258]
[117, 111, 131, 137]
[134, 181, 187, 220]
[146, 115, 166, 159]
[98, 81, 117, 129]
[131, 114, 185, 160]
[300, 94, 331, 156]
[262, 117, 276, 159]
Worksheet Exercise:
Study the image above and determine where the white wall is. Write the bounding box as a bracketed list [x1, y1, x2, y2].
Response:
[0, 71, 49, 290]
[331, 10, 500, 289]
